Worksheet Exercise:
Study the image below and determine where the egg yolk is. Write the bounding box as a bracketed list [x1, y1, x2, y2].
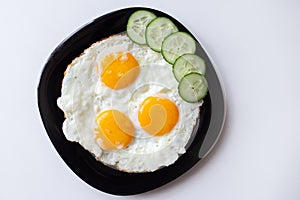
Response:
[101, 52, 139, 90]
[138, 96, 179, 136]
[95, 110, 134, 150]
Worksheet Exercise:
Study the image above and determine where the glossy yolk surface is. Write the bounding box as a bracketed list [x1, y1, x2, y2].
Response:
[138, 96, 179, 136]
[101, 52, 139, 90]
[95, 110, 134, 150]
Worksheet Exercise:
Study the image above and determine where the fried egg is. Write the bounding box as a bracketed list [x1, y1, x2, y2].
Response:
[57, 34, 202, 172]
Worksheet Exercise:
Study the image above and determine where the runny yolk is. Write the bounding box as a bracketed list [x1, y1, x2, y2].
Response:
[138, 96, 179, 136]
[95, 110, 134, 150]
[100, 52, 139, 90]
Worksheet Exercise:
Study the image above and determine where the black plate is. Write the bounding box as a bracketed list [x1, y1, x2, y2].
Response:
[38, 7, 225, 195]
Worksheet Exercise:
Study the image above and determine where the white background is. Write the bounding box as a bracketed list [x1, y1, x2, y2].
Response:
[1, 0, 300, 199]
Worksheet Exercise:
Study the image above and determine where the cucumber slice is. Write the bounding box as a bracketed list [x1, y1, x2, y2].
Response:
[126, 10, 156, 45]
[173, 54, 206, 82]
[145, 17, 178, 52]
[162, 32, 196, 64]
[178, 72, 208, 103]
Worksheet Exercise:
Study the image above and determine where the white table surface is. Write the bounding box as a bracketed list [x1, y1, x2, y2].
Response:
[1, 0, 300, 199]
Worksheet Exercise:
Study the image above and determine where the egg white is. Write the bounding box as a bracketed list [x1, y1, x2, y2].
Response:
[57, 34, 202, 172]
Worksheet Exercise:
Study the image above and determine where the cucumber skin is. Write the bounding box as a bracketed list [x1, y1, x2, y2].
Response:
[178, 72, 208, 103]
[161, 32, 197, 64]
[126, 10, 157, 45]
[145, 17, 178, 53]
[172, 53, 206, 82]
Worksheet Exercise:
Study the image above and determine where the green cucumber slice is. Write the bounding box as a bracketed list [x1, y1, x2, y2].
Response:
[126, 10, 156, 45]
[161, 32, 196, 64]
[173, 54, 206, 82]
[178, 72, 208, 103]
[145, 17, 178, 52]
